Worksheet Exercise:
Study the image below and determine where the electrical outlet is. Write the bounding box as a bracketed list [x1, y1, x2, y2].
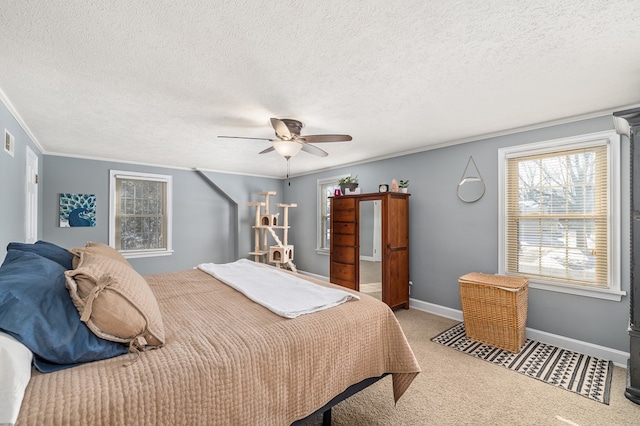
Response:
[4, 129, 15, 157]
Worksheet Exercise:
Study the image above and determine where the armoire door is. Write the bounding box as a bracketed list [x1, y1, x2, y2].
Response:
[383, 193, 410, 309]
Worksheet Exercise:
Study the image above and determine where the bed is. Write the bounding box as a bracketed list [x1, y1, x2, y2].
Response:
[4, 243, 420, 425]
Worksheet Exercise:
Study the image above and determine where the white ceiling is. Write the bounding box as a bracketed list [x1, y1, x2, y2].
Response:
[1, 1, 639, 178]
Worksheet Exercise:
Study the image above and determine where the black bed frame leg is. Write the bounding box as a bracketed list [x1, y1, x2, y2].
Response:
[322, 408, 332, 426]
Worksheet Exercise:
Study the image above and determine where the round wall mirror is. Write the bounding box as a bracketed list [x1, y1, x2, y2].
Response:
[457, 177, 485, 203]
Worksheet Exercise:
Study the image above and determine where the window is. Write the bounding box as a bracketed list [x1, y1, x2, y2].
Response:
[498, 131, 623, 301]
[109, 170, 173, 258]
[316, 175, 347, 253]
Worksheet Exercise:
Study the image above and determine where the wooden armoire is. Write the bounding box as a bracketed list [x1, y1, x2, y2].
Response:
[330, 192, 410, 310]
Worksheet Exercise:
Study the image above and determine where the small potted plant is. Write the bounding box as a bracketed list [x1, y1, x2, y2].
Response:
[399, 179, 409, 193]
[338, 175, 359, 194]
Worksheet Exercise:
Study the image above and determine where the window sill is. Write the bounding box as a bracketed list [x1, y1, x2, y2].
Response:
[315, 248, 329, 256]
[529, 280, 626, 302]
[122, 250, 174, 259]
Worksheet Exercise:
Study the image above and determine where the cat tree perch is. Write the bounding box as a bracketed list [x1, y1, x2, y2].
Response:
[248, 191, 297, 271]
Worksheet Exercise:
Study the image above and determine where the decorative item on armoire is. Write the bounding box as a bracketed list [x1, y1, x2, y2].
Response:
[338, 175, 359, 195]
[457, 156, 485, 203]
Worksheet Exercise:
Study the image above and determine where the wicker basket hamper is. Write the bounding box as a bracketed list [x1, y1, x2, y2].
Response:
[458, 272, 529, 353]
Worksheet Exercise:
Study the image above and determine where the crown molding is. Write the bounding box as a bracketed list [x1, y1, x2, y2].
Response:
[0, 86, 45, 154]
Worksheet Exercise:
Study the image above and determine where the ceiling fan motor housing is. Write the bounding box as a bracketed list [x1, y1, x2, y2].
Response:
[280, 119, 304, 137]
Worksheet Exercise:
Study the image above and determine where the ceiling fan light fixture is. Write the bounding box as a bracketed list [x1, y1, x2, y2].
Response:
[273, 140, 303, 158]
[218, 117, 349, 158]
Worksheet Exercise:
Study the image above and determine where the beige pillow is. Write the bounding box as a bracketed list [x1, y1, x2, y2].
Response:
[65, 251, 165, 349]
[71, 241, 129, 269]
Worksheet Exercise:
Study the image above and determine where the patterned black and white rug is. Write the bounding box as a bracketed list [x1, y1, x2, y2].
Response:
[431, 322, 613, 404]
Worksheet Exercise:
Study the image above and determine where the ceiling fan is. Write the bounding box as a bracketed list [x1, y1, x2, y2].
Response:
[218, 118, 352, 159]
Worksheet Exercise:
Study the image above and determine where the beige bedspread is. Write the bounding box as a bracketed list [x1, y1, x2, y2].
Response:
[17, 268, 420, 425]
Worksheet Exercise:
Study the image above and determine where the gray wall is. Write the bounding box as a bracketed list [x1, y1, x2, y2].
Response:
[284, 115, 631, 352]
[42, 156, 283, 275]
[0, 100, 44, 258]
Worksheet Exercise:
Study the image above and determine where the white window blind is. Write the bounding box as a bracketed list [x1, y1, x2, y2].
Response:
[505, 143, 609, 287]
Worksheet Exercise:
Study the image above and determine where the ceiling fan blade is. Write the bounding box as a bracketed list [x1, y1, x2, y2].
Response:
[299, 134, 352, 143]
[301, 143, 328, 157]
[258, 146, 275, 154]
[270, 118, 292, 140]
[217, 135, 272, 141]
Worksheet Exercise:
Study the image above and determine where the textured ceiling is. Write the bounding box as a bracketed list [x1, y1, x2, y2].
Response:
[1, 1, 639, 178]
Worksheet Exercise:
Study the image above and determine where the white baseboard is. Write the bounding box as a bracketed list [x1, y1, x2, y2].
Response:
[410, 298, 629, 368]
[409, 298, 464, 322]
[296, 271, 629, 368]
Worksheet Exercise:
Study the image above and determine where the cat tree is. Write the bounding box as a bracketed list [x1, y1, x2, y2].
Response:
[248, 191, 297, 271]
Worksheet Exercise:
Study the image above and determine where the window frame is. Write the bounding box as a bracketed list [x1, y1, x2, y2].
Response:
[316, 174, 349, 255]
[498, 131, 624, 301]
[109, 170, 173, 259]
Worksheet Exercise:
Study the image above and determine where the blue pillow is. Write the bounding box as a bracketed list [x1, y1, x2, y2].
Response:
[0, 249, 128, 372]
[6, 240, 74, 270]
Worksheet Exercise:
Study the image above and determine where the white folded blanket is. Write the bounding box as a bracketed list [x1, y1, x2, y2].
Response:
[197, 259, 359, 318]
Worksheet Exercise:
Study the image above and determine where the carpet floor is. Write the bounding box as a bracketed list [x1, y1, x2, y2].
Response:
[431, 322, 613, 404]
[302, 309, 639, 425]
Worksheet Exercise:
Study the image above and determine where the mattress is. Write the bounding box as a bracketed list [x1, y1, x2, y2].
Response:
[16, 268, 420, 425]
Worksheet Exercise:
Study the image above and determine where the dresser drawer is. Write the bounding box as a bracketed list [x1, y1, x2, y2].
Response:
[332, 222, 355, 235]
[331, 246, 356, 264]
[332, 233, 355, 246]
[332, 197, 356, 210]
[331, 276, 357, 290]
[332, 209, 356, 222]
[331, 262, 356, 284]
